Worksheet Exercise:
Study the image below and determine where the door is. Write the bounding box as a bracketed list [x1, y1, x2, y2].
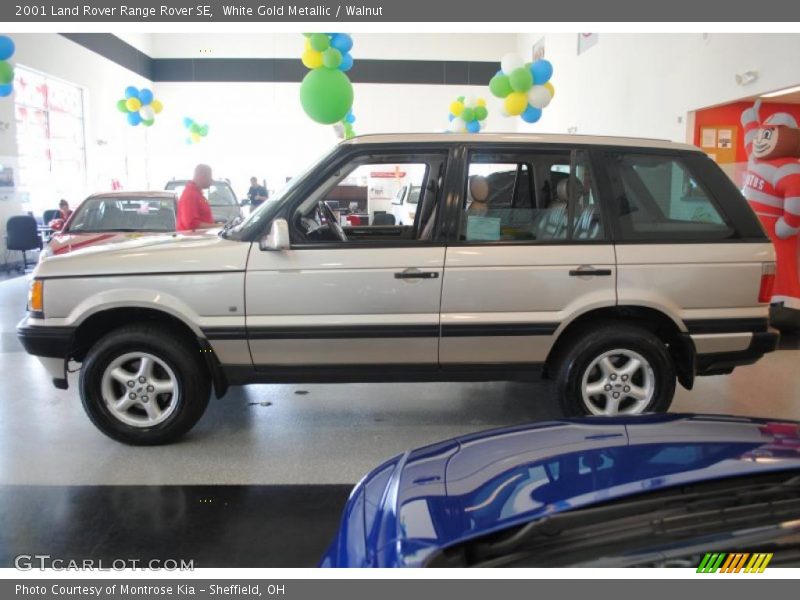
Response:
[245, 151, 449, 368]
[440, 147, 617, 364]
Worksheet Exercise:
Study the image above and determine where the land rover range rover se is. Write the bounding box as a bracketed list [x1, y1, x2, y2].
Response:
[18, 133, 779, 444]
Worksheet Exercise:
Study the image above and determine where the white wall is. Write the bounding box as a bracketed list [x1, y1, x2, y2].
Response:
[515, 33, 800, 141]
[1, 33, 152, 265]
[147, 81, 515, 196]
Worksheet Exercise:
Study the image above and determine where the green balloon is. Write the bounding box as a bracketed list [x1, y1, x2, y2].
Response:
[0, 61, 14, 85]
[322, 47, 342, 69]
[116, 99, 128, 113]
[190, 123, 201, 134]
[199, 125, 209, 136]
[461, 107, 475, 122]
[309, 33, 330, 52]
[474, 106, 488, 121]
[489, 73, 512, 98]
[299, 68, 353, 125]
[142, 119, 154, 127]
[509, 67, 533, 92]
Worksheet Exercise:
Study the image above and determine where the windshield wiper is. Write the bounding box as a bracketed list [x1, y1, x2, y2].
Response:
[426, 472, 800, 568]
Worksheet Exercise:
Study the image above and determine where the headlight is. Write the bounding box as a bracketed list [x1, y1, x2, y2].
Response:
[28, 280, 43, 315]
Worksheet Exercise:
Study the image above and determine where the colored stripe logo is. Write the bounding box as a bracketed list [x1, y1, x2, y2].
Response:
[696, 552, 773, 573]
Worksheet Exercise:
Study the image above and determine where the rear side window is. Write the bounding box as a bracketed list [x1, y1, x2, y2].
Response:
[605, 152, 735, 241]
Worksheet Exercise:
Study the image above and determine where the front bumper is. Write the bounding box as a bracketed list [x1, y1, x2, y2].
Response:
[695, 328, 780, 376]
[17, 318, 74, 389]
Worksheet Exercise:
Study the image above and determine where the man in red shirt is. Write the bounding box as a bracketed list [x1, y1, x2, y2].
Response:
[176, 164, 218, 231]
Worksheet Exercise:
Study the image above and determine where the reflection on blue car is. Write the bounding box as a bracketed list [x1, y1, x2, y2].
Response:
[320, 414, 800, 567]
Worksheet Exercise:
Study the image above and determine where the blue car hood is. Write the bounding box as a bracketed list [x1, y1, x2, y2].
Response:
[364, 414, 800, 566]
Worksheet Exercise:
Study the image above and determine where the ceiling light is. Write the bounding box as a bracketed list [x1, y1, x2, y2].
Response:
[761, 84, 800, 98]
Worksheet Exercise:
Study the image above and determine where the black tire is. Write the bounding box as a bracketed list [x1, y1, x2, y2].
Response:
[554, 322, 676, 417]
[79, 324, 211, 445]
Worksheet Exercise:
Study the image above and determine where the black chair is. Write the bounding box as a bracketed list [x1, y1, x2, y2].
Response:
[6, 215, 43, 272]
[372, 211, 396, 226]
[42, 209, 61, 225]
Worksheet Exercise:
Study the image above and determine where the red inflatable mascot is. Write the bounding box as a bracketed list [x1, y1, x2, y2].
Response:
[741, 100, 800, 319]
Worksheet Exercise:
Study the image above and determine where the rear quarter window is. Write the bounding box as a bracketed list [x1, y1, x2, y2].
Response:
[603, 151, 766, 242]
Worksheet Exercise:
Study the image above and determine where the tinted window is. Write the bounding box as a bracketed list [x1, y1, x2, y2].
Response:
[606, 153, 734, 241]
[460, 150, 603, 242]
[67, 197, 175, 232]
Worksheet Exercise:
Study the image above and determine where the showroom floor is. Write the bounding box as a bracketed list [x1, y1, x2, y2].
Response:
[2, 273, 799, 565]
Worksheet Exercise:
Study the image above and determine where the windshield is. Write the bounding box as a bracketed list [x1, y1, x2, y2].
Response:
[407, 185, 422, 205]
[167, 181, 238, 206]
[66, 197, 176, 233]
[223, 145, 338, 241]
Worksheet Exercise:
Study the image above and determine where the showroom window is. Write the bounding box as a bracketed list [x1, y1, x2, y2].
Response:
[13, 65, 87, 218]
[605, 152, 735, 241]
[459, 150, 603, 242]
[292, 153, 447, 244]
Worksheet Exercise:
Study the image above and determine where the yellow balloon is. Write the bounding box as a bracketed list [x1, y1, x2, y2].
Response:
[151, 99, 163, 114]
[125, 97, 142, 112]
[476, 98, 486, 107]
[504, 92, 528, 116]
[449, 101, 464, 117]
[191, 132, 201, 143]
[544, 82, 555, 99]
[302, 49, 323, 69]
[304, 38, 312, 52]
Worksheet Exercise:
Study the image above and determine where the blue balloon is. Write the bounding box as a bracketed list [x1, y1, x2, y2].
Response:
[127, 111, 142, 126]
[339, 52, 353, 72]
[138, 88, 154, 105]
[0, 83, 12, 97]
[182, 117, 194, 128]
[345, 112, 355, 124]
[0, 36, 15, 61]
[530, 59, 553, 84]
[331, 33, 353, 54]
[466, 120, 481, 133]
[521, 105, 542, 123]
[124, 86, 139, 99]
[448, 113, 455, 121]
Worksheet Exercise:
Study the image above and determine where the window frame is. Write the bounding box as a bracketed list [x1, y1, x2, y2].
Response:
[447, 144, 611, 246]
[284, 145, 455, 250]
[598, 148, 765, 244]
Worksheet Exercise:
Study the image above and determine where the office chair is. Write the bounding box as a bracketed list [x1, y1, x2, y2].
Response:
[6, 215, 43, 272]
[43, 209, 61, 225]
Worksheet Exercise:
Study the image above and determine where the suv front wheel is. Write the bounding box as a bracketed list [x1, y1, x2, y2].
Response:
[555, 323, 676, 417]
[79, 324, 211, 445]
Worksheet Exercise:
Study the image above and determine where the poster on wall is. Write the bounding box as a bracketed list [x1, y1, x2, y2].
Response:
[701, 127, 717, 148]
[532, 37, 546, 61]
[718, 129, 733, 149]
[578, 33, 599, 55]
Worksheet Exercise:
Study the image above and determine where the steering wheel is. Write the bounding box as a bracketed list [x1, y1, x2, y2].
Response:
[318, 201, 348, 242]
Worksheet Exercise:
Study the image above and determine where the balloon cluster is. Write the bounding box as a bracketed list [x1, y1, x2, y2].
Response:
[334, 109, 356, 140]
[489, 54, 555, 124]
[0, 36, 15, 98]
[448, 96, 488, 133]
[299, 33, 354, 125]
[116, 86, 163, 127]
[183, 117, 209, 144]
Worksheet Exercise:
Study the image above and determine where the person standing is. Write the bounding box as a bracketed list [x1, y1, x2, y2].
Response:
[176, 164, 218, 231]
[247, 177, 269, 207]
[58, 199, 72, 220]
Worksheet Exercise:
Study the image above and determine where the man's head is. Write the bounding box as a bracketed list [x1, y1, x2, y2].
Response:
[193, 164, 213, 189]
[250, 177, 257, 185]
[59, 199, 69, 210]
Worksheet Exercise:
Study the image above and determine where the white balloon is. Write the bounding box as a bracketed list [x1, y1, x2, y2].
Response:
[500, 53, 524, 75]
[463, 94, 476, 108]
[449, 117, 467, 133]
[527, 85, 552, 109]
[500, 105, 511, 117]
[333, 122, 345, 139]
[139, 105, 155, 121]
[479, 119, 487, 130]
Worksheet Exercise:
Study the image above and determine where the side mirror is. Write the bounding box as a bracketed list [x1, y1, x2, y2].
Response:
[260, 218, 290, 251]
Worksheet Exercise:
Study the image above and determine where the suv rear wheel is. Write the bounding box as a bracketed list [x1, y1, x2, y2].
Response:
[79, 324, 211, 445]
[555, 323, 676, 417]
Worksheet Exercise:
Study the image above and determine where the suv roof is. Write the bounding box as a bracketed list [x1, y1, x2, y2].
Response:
[344, 132, 701, 153]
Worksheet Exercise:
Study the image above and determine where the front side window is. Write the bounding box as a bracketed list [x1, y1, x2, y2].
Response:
[291, 153, 446, 244]
[606, 153, 734, 241]
[459, 150, 603, 243]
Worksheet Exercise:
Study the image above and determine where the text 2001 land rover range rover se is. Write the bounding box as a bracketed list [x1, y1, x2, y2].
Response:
[18, 134, 779, 445]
